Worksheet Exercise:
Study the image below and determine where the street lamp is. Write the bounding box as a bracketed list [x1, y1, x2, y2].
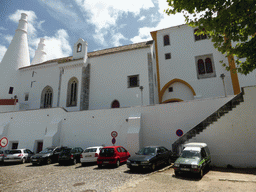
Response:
[220, 73, 227, 97]
[139, 86, 144, 106]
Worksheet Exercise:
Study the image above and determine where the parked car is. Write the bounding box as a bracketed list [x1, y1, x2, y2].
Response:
[30, 146, 67, 165]
[3, 149, 34, 164]
[80, 146, 103, 166]
[97, 146, 130, 168]
[173, 142, 211, 178]
[58, 147, 83, 165]
[0, 150, 9, 164]
[127, 146, 175, 171]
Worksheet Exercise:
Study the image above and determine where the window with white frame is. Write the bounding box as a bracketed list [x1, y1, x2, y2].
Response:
[195, 54, 216, 79]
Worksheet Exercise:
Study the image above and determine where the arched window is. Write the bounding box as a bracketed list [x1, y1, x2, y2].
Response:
[163, 35, 170, 46]
[111, 100, 120, 108]
[205, 58, 213, 73]
[197, 59, 205, 74]
[67, 77, 78, 107]
[41, 86, 53, 108]
[77, 43, 82, 52]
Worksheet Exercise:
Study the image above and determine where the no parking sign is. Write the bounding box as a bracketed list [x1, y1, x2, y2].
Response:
[0, 137, 8, 148]
[176, 129, 183, 137]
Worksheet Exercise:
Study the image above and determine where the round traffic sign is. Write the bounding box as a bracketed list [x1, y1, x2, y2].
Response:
[111, 131, 118, 138]
[176, 129, 183, 137]
[0, 137, 8, 148]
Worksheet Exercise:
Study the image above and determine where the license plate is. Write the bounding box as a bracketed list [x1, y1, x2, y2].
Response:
[31, 159, 37, 162]
[103, 161, 109, 163]
[131, 164, 139, 166]
[180, 168, 190, 171]
[85, 155, 92, 157]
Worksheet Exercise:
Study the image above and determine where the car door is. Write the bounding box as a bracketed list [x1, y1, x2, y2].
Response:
[158, 147, 169, 165]
[121, 147, 129, 161]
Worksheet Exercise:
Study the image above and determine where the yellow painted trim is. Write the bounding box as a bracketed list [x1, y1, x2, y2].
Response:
[227, 55, 240, 94]
[224, 36, 240, 95]
[159, 78, 196, 103]
[150, 31, 161, 103]
[162, 98, 183, 103]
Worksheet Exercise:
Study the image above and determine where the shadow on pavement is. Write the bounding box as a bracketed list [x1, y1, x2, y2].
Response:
[212, 167, 256, 176]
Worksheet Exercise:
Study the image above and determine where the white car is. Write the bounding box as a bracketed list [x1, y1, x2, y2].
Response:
[80, 146, 103, 166]
[3, 149, 34, 164]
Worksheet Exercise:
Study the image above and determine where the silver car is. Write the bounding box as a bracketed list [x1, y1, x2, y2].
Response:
[3, 149, 34, 164]
[80, 146, 103, 166]
[0, 150, 9, 164]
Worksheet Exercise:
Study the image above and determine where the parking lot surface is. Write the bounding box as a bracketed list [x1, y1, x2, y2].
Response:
[1, 163, 256, 192]
[0, 162, 147, 192]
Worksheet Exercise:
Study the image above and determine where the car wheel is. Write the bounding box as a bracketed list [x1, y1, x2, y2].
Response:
[32, 163, 37, 166]
[174, 170, 180, 176]
[98, 164, 102, 168]
[59, 161, 63, 166]
[116, 160, 120, 168]
[73, 158, 77, 165]
[81, 163, 86, 166]
[167, 157, 172, 165]
[198, 168, 204, 178]
[46, 158, 52, 165]
[21, 158, 26, 164]
[151, 163, 156, 171]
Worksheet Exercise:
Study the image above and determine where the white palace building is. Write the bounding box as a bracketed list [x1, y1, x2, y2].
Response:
[0, 13, 255, 167]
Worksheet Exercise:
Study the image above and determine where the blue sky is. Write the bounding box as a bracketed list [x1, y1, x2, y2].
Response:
[0, 0, 185, 62]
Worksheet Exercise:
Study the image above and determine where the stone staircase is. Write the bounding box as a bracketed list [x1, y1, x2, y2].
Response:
[172, 91, 244, 154]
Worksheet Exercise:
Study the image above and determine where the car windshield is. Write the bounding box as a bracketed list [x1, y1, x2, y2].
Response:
[84, 148, 97, 153]
[137, 147, 156, 155]
[100, 148, 114, 157]
[181, 150, 200, 158]
[39, 148, 54, 154]
[9, 150, 22, 154]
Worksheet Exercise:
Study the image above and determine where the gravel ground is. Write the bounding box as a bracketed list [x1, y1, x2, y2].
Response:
[0, 162, 149, 192]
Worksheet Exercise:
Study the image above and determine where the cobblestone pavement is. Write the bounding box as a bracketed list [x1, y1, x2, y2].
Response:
[1, 162, 256, 192]
[0, 162, 149, 192]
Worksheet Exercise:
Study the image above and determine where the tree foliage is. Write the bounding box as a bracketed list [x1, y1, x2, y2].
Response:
[165, 0, 256, 75]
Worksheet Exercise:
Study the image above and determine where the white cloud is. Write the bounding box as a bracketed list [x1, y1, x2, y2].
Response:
[0, 45, 7, 62]
[0, 27, 7, 31]
[43, 29, 72, 61]
[130, 0, 185, 43]
[138, 16, 146, 21]
[9, 10, 38, 35]
[111, 33, 128, 47]
[7, 9, 72, 62]
[75, 0, 154, 45]
[130, 27, 153, 43]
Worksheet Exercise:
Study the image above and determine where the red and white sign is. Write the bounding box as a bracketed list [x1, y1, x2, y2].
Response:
[111, 131, 118, 138]
[0, 137, 8, 148]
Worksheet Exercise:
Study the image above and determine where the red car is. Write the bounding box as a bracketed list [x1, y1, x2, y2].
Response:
[97, 146, 130, 168]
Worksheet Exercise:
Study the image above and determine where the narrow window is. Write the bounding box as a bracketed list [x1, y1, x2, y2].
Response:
[77, 43, 82, 52]
[165, 53, 171, 60]
[163, 35, 170, 46]
[205, 58, 213, 73]
[67, 77, 78, 107]
[24, 93, 29, 101]
[41, 86, 53, 108]
[168, 87, 173, 92]
[198, 59, 205, 74]
[128, 75, 139, 88]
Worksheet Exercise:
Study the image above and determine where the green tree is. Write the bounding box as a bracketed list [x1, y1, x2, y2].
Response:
[165, 0, 256, 75]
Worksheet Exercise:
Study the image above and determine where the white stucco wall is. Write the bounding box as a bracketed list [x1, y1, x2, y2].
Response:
[189, 86, 256, 168]
[156, 25, 234, 100]
[88, 48, 152, 110]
